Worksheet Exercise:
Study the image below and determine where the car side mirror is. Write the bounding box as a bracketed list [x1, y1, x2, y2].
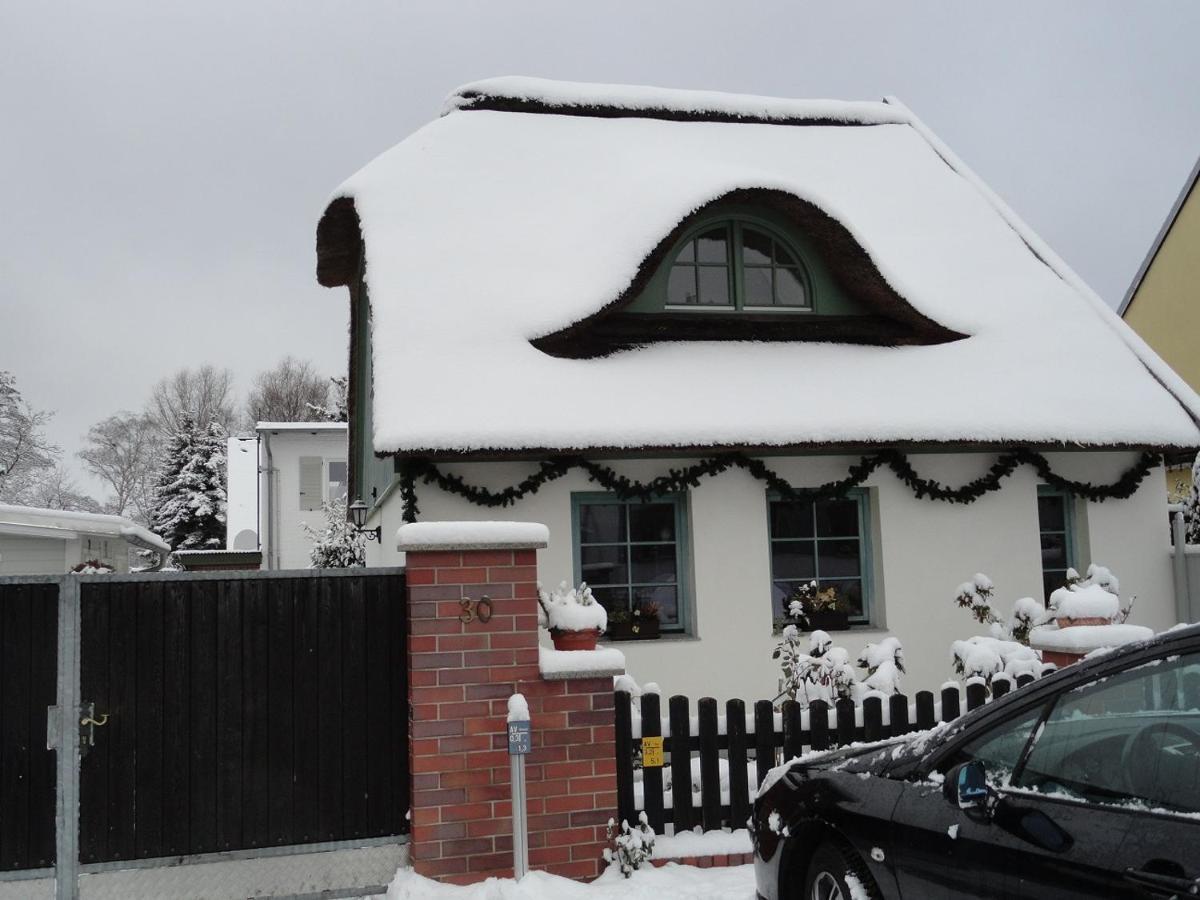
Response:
[943, 761, 989, 810]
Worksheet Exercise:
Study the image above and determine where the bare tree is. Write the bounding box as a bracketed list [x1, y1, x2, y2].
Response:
[21, 466, 102, 513]
[307, 374, 348, 422]
[245, 357, 331, 424]
[147, 365, 238, 435]
[0, 371, 57, 502]
[78, 411, 161, 521]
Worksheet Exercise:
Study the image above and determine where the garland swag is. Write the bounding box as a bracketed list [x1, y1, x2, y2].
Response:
[397, 448, 1160, 524]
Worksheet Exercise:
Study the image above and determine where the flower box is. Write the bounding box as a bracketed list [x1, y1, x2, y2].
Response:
[607, 619, 661, 641]
[804, 610, 850, 632]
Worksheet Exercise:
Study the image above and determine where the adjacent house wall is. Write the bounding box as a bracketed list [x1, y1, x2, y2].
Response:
[0, 534, 72, 574]
[258, 427, 349, 570]
[365, 451, 1172, 701]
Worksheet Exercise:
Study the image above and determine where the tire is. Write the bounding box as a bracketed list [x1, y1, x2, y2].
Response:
[802, 842, 879, 900]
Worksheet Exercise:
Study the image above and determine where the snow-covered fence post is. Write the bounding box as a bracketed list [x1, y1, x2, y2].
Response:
[507, 693, 531, 879]
[400, 522, 623, 885]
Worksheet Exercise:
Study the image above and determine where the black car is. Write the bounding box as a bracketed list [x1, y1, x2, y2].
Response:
[753, 623, 1200, 899]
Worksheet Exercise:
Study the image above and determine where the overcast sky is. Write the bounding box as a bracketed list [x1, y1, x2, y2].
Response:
[3, 1, 1199, 497]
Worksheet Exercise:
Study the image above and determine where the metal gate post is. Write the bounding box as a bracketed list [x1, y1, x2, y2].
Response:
[54, 576, 81, 900]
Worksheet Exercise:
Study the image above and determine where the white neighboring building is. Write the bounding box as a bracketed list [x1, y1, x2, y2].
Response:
[315, 78, 1200, 700]
[225, 422, 349, 570]
[0, 504, 169, 575]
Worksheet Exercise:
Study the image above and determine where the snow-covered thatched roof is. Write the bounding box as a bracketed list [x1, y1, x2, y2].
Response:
[317, 77, 1200, 455]
[0, 504, 169, 552]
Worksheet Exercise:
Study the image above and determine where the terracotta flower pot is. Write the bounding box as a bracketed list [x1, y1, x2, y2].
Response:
[550, 628, 602, 651]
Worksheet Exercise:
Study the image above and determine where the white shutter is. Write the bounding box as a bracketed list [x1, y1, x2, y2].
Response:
[299, 456, 324, 510]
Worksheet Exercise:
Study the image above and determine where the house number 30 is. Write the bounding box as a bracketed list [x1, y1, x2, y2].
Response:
[458, 596, 493, 625]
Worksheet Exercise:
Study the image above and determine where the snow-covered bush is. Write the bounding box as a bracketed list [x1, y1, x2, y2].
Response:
[537, 581, 607, 634]
[1050, 564, 1133, 622]
[950, 636, 1041, 685]
[70, 559, 114, 575]
[603, 813, 655, 878]
[1182, 452, 1200, 543]
[302, 497, 365, 568]
[952, 572, 1047, 646]
[773, 627, 903, 705]
[150, 417, 227, 551]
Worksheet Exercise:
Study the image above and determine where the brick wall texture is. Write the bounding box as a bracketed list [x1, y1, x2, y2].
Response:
[406, 548, 617, 884]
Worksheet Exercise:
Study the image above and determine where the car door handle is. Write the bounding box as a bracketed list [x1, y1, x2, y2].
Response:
[1123, 866, 1199, 896]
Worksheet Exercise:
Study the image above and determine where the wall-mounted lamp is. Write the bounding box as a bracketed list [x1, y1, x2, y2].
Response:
[348, 499, 382, 543]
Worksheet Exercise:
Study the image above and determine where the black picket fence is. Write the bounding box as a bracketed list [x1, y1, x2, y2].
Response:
[614, 670, 1047, 836]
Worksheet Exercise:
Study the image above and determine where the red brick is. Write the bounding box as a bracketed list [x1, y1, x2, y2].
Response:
[436, 567, 489, 584]
[441, 837, 496, 856]
[469, 851, 514, 872]
[411, 685, 465, 704]
[439, 701, 492, 719]
[440, 802, 493, 822]
[414, 856, 468, 877]
[465, 783, 510, 802]
[543, 826, 598, 848]
[408, 635, 438, 652]
[543, 760, 593, 780]
[568, 709, 613, 728]
[567, 742, 612, 760]
[530, 845, 572, 866]
[411, 719, 464, 739]
[437, 633, 491, 652]
[487, 632, 537, 650]
[544, 794, 594, 814]
[410, 670, 439, 687]
[569, 808, 613, 828]
[412, 773, 440, 791]
[568, 775, 613, 794]
[422, 823, 466, 841]
[464, 683, 514, 701]
[438, 734, 494, 753]
[460, 550, 516, 567]
[466, 817, 513, 837]
[413, 788, 467, 807]
[411, 618, 467, 636]
[548, 860, 600, 879]
[438, 666, 493, 686]
[406, 551, 462, 568]
[440, 769, 493, 789]
[486, 565, 538, 584]
[407, 568, 436, 585]
[513, 549, 537, 566]
[413, 753, 465, 773]
[712, 854, 729, 867]
[410, 585, 466, 602]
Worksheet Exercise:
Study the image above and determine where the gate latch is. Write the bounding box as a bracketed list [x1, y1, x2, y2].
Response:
[79, 702, 109, 751]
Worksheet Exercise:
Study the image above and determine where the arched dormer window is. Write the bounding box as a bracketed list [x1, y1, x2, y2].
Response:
[667, 218, 811, 311]
[530, 192, 968, 358]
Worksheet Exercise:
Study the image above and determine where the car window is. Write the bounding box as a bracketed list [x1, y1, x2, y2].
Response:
[1013, 651, 1200, 813]
[942, 707, 1045, 783]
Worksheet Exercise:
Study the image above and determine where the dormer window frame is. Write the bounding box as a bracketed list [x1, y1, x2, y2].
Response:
[631, 206, 824, 316]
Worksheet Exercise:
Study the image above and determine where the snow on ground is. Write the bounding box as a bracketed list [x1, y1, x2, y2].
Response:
[382, 863, 755, 899]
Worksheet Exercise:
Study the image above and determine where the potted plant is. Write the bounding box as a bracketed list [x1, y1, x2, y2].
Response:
[538, 581, 608, 651]
[606, 601, 661, 641]
[788, 581, 850, 632]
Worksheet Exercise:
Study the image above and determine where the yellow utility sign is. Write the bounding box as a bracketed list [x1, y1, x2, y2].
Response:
[641, 736, 664, 768]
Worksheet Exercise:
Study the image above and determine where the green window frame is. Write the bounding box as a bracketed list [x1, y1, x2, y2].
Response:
[1037, 485, 1076, 601]
[571, 492, 691, 635]
[767, 489, 874, 628]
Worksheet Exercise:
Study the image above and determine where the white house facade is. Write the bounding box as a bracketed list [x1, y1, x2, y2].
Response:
[315, 78, 1200, 700]
[0, 504, 169, 575]
[226, 422, 348, 569]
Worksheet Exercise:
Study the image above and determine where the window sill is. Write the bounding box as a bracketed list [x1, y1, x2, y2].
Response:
[604, 632, 696, 644]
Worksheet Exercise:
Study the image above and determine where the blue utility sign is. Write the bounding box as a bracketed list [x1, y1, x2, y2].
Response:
[508, 720, 531, 755]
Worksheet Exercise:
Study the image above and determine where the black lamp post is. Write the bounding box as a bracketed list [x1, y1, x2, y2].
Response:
[347, 499, 381, 543]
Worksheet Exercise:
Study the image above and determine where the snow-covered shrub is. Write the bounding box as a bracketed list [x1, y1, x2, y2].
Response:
[781, 580, 846, 630]
[1050, 564, 1134, 623]
[950, 636, 1040, 686]
[302, 497, 365, 568]
[952, 572, 1047, 646]
[150, 418, 227, 551]
[773, 627, 903, 705]
[1182, 452, 1200, 543]
[70, 559, 114, 574]
[537, 581, 607, 634]
[603, 813, 655, 878]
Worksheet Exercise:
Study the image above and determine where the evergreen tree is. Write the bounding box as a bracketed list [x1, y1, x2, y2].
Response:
[151, 418, 227, 551]
[302, 498, 365, 568]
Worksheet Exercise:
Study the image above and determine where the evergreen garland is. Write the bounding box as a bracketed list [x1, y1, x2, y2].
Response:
[397, 448, 1160, 523]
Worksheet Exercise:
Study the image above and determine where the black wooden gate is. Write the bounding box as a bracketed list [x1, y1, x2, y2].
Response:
[78, 569, 409, 865]
[0, 580, 58, 871]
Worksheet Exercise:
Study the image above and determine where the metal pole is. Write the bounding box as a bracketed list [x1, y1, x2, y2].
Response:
[1173, 511, 1189, 624]
[510, 753, 528, 879]
[55, 577, 81, 900]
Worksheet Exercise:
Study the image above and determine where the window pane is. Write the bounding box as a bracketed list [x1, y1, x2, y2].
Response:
[820, 579, 863, 617]
[772, 542, 815, 580]
[1040, 533, 1066, 569]
[675, 239, 695, 264]
[1016, 653, 1200, 812]
[741, 227, 773, 265]
[815, 499, 858, 537]
[580, 545, 628, 585]
[773, 240, 799, 268]
[775, 267, 807, 307]
[579, 504, 625, 544]
[1038, 494, 1066, 532]
[629, 503, 675, 543]
[591, 586, 630, 616]
[631, 545, 677, 584]
[1043, 571, 1066, 601]
[771, 500, 814, 539]
[696, 227, 727, 264]
[636, 585, 678, 626]
[817, 539, 861, 578]
[697, 266, 731, 306]
[327, 460, 348, 501]
[743, 266, 773, 306]
[667, 265, 698, 305]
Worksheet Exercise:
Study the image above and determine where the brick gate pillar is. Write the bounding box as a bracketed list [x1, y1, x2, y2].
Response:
[401, 522, 623, 884]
